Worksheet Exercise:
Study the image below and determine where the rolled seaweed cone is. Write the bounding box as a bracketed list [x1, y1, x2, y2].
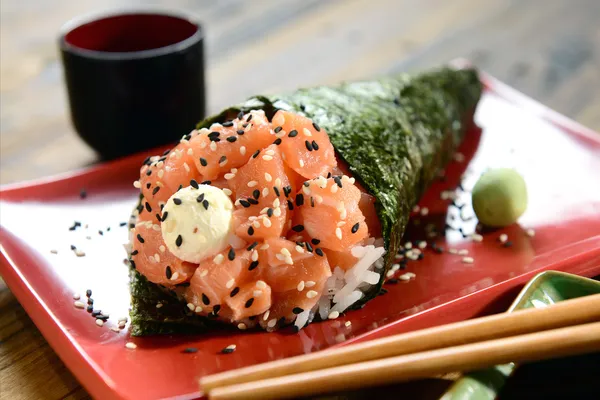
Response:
[127, 67, 482, 336]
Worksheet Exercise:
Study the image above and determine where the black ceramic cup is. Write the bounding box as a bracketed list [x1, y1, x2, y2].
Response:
[59, 10, 205, 159]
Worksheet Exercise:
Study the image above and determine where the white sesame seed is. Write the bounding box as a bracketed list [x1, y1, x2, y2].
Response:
[420, 207, 429, 216]
[471, 233, 483, 242]
[187, 303, 195, 311]
[133, 180, 141, 188]
[273, 207, 281, 217]
[315, 195, 323, 204]
[328, 311, 340, 320]
[219, 159, 228, 167]
[263, 310, 270, 321]
[273, 198, 281, 208]
[449, 248, 458, 254]
[156, 303, 163, 308]
[297, 281, 305, 291]
[156, 161, 164, 168]
[154, 253, 161, 262]
[280, 248, 291, 257]
[306, 290, 318, 299]
[404, 242, 413, 249]
[223, 188, 232, 196]
[224, 173, 236, 180]
[226, 279, 235, 289]
[73, 301, 85, 309]
[200, 269, 208, 277]
[330, 184, 339, 193]
[305, 281, 316, 288]
[253, 220, 261, 228]
[251, 250, 259, 262]
[262, 155, 273, 161]
[462, 256, 474, 264]
[386, 270, 395, 278]
[256, 280, 267, 289]
[74, 249, 86, 257]
[275, 253, 286, 261]
[398, 273, 412, 281]
[335, 227, 343, 240]
[295, 245, 305, 253]
[225, 344, 237, 351]
[232, 168, 238, 173]
[240, 146, 246, 155]
[253, 290, 263, 297]
[299, 159, 305, 168]
[170, 272, 179, 281]
[263, 217, 272, 228]
[183, 163, 190, 173]
[126, 342, 137, 349]
[458, 249, 469, 255]
[417, 241, 427, 249]
[340, 208, 347, 219]
[210, 141, 217, 151]
[195, 306, 203, 313]
[72, 293, 80, 300]
[186, 148, 193, 156]
[284, 256, 294, 265]
[499, 234, 508, 243]
[95, 319, 104, 327]
[118, 317, 128, 323]
[264, 173, 272, 182]
[237, 323, 247, 330]
[337, 221, 346, 227]
[345, 321, 352, 327]
[50, 249, 58, 254]
[261, 187, 269, 197]
[267, 318, 277, 328]
[213, 254, 225, 264]
[265, 149, 275, 156]
[247, 180, 258, 187]
[303, 128, 312, 137]
[260, 244, 270, 250]
[526, 228, 536, 237]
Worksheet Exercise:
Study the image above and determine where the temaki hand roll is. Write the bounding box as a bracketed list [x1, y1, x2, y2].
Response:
[126, 66, 483, 336]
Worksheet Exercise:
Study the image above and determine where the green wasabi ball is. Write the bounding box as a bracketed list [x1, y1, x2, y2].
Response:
[472, 168, 528, 227]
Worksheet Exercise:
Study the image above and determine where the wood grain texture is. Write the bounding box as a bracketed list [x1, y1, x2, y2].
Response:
[1, 1, 599, 399]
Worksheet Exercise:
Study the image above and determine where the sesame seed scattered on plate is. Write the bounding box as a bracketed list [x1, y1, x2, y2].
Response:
[526, 228, 536, 237]
[73, 301, 85, 309]
[95, 319, 104, 327]
[328, 311, 340, 320]
[462, 257, 474, 264]
[72, 293, 80, 300]
[125, 342, 137, 349]
[499, 234, 508, 243]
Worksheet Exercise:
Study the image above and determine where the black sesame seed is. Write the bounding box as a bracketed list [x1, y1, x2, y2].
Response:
[312, 122, 321, 132]
[386, 279, 399, 284]
[86, 289, 92, 297]
[273, 186, 280, 197]
[242, 123, 248, 128]
[351, 223, 360, 233]
[176, 282, 191, 288]
[334, 176, 343, 188]
[230, 287, 240, 297]
[248, 260, 259, 270]
[311, 140, 319, 150]
[199, 157, 208, 167]
[311, 238, 320, 245]
[162, 149, 171, 156]
[221, 346, 235, 354]
[129, 223, 135, 229]
[143, 156, 152, 165]
[237, 110, 244, 119]
[283, 186, 292, 197]
[137, 234, 145, 243]
[146, 169, 152, 176]
[310, 197, 315, 207]
[434, 246, 444, 254]
[228, 248, 236, 261]
[86, 305, 93, 312]
[273, 138, 282, 145]
[274, 126, 283, 133]
[418, 253, 425, 260]
[236, 129, 245, 135]
[292, 307, 304, 314]
[252, 189, 260, 200]
[190, 179, 199, 189]
[145, 202, 152, 212]
[315, 248, 324, 257]
[79, 188, 87, 199]
[130, 259, 136, 269]
[178, 184, 183, 192]
[503, 241, 513, 248]
[222, 121, 234, 127]
[245, 298, 254, 308]
[98, 230, 104, 236]
[201, 180, 211, 185]
[92, 310, 102, 317]
[161, 211, 169, 221]
[239, 199, 251, 208]
[208, 131, 220, 138]
[303, 181, 310, 187]
[288, 129, 298, 138]
[209, 137, 221, 142]
[305, 242, 313, 252]
[213, 304, 221, 314]
[219, 156, 227, 164]
[137, 204, 144, 214]
[247, 242, 258, 251]
[292, 224, 304, 232]
[287, 200, 294, 211]
[131, 250, 139, 256]
[252, 150, 260, 158]
[327, 172, 332, 178]
[196, 193, 205, 203]
[248, 197, 259, 205]
[165, 265, 173, 279]
[246, 114, 253, 122]
[175, 235, 183, 247]
[248, 226, 255, 236]
[305, 140, 313, 151]
[226, 136, 237, 143]
[202, 293, 210, 305]
[267, 208, 274, 217]
[173, 198, 182, 205]
[182, 347, 198, 353]
[296, 194, 304, 206]
[152, 186, 160, 195]
[300, 104, 306, 111]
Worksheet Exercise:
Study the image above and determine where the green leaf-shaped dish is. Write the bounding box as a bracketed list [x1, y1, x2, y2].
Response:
[440, 271, 600, 400]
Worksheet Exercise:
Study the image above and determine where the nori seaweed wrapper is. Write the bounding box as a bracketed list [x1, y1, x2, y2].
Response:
[129, 66, 482, 335]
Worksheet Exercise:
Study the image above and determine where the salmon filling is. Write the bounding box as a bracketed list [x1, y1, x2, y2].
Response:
[130, 110, 386, 331]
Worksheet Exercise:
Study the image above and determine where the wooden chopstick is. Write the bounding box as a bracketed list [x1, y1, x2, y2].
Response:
[201, 293, 600, 393]
[209, 321, 600, 399]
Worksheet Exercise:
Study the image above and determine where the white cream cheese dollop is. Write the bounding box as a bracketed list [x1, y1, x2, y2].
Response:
[161, 185, 234, 264]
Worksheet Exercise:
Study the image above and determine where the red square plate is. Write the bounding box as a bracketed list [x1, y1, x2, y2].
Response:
[1, 73, 600, 400]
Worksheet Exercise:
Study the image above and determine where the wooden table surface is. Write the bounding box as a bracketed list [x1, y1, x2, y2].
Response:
[1, 0, 599, 399]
